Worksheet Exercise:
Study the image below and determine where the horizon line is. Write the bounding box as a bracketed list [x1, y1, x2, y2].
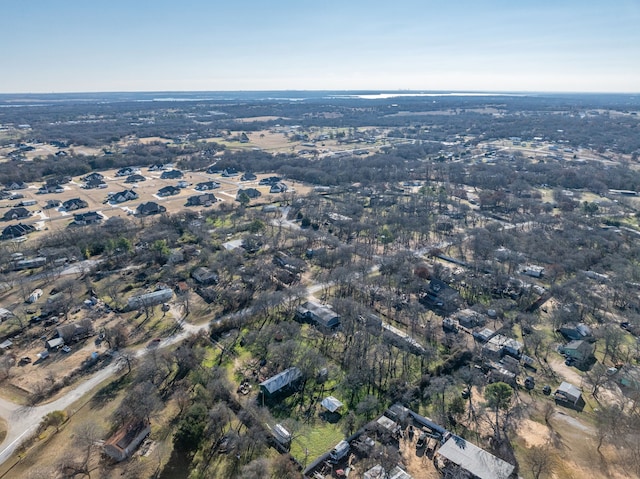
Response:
[0, 89, 638, 96]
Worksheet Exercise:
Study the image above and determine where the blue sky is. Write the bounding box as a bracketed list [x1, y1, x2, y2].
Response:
[1, 0, 638, 93]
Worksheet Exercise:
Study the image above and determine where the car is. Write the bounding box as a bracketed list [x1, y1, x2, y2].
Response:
[542, 385, 552, 396]
[147, 338, 162, 348]
[61, 345, 71, 353]
[416, 432, 427, 449]
[565, 357, 575, 366]
[19, 356, 32, 365]
[461, 387, 470, 399]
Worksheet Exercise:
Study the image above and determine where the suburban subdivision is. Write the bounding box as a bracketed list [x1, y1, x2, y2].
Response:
[0, 91, 639, 479]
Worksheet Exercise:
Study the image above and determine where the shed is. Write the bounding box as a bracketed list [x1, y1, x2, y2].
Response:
[435, 436, 515, 479]
[0, 339, 13, 350]
[321, 396, 344, 413]
[47, 337, 64, 350]
[555, 381, 583, 410]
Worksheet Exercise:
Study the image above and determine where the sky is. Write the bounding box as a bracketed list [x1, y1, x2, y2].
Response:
[1, 0, 639, 93]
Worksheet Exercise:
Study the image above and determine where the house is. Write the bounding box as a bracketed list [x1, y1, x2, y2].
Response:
[558, 323, 593, 342]
[522, 265, 544, 278]
[148, 164, 165, 171]
[157, 186, 180, 197]
[473, 327, 496, 343]
[419, 278, 460, 312]
[2, 222, 35, 240]
[221, 167, 239, 177]
[191, 267, 219, 285]
[83, 172, 104, 182]
[453, 309, 486, 329]
[13, 257, 46, 270]
[45, 199, 61, 209]
[110, 190, 138, 203]
[241, 172, 257, 181]
[236, 188, 261, 200]
[5, 181, 28, 190]
[259, 176, 282, 186]
[62, 198, 88, 211]
[115, 166, 139, 177]
[73, 211, 103, 226]
[195, 181, 220, 191]
[296, 300, 340, 330]
[103, 420, 151, 462]
[37, 183, 64, 194]
[136, 202, 166, 216]
[560, 340, 594, 364]
[483, 334, 523, 360]
[160, 169, 183, 179]
[3, 207, 31, 221]
[273, 252, 304, 274]
[186, 193, 217, 207]
[56, 319, 93, 343]
[554, 381, 584, 410]
[259, 367, 302, 398]
[84, 178, 106, 189]
[270, 183, 288, 193]
[435, 435, 515, 479]
[125, 174, 146, 183]
[127, 288, 173, 310]
[239, 133, 250, 143]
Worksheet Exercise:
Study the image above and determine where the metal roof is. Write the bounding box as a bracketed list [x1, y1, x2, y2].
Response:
[321, 396, 344, 413]
[260, 367, 302, 395]
[437, 436, 515, 479]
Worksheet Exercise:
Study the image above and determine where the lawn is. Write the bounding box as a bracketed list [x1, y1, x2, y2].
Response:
[290, 419, 345, 467]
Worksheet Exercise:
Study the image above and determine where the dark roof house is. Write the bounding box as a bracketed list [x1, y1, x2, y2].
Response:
[195, 181, 220, 191]
[125, 174, 146, 183]
[241, 172, 257, 181]
[157, 186, 181, 197]
[73, 211, 102, 225]
[136, 202, 166, 216]
[419, 279, 460, 312]
[237, 188, 261, 200]
[186, 193, 217, 207]
[116, 167, 139, 177]
[62, 198, 88, 211]
[3, 207, 31, 221]
[2, 223, 35, 239]
[160, 169, 183, 179]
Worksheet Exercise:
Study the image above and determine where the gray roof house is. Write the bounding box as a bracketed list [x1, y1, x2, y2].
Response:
[296, 300, 340, 330]
[191, 267, 219, 285]
[127, 288, 173, 310]
[259, 367, 302, 398]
